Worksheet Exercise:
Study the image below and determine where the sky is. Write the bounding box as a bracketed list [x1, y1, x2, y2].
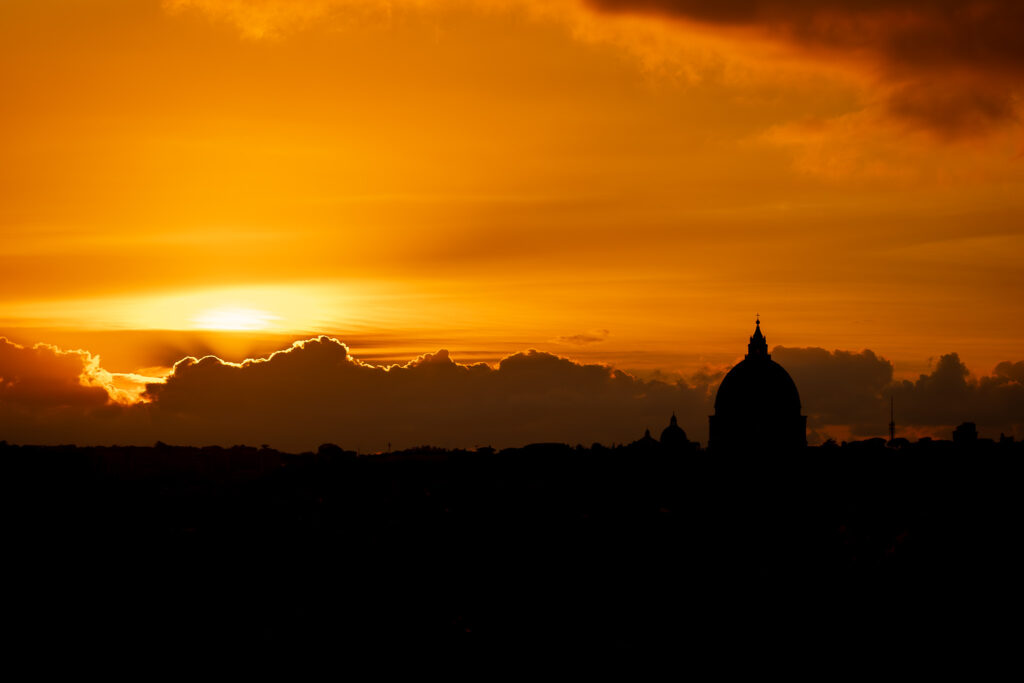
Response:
[2, 0, 1022, 448]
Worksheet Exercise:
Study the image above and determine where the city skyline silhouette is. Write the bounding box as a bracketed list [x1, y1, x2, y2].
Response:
[3, 315, 1022, 451]
[3, 0, 1023, 664]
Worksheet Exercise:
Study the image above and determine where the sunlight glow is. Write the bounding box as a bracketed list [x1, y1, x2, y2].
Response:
[193, 307, 279, 331]
[0, 284, 352, 334]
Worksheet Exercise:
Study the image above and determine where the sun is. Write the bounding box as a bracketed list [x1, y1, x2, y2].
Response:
[193, 307, 280, 331]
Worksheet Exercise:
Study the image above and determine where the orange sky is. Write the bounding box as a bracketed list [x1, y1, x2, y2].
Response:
[2, 0, 1023, 388]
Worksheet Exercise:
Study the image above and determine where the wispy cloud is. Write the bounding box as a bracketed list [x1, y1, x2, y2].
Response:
[554, 328, 610, 345]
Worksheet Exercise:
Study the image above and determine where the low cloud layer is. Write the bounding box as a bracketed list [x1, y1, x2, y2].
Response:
[0, 338, 111, 411]
[778, 346, 1024, 440]
[1, 336, 1021, 450]
[891, 354, 1024, 437]
[775, 346, 895, 433]
[142, 338, 711, 451]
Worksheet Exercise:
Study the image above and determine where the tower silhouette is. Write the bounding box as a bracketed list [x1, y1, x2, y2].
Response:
[889, 397, 895, 443]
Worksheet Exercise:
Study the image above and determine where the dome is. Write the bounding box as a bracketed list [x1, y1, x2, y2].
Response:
[659, 413, 688, 445]
[713, 357, 802, 418]
[709, 318, 807, 453]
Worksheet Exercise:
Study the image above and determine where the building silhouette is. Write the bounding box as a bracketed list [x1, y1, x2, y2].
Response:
[709, 317, 807, 453]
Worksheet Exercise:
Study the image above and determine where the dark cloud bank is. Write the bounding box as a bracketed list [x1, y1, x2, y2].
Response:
[587, 0, 1024, 137]
[1, 335, 1021, 451]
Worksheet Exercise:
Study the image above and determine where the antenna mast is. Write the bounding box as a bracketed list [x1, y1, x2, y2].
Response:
[888, 396, 896, 442]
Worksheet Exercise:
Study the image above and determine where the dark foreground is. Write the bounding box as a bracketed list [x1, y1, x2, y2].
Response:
[6, 439, 1022, 665]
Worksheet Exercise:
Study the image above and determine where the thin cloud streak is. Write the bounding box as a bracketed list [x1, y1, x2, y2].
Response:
[554, 329, 611, 345]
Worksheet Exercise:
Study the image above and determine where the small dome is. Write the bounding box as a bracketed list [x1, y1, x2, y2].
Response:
[660, 413, 688, 445]
[630, 427, 660, 449]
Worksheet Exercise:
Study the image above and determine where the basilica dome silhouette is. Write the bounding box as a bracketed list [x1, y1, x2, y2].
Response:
[709, 318, 807, 453]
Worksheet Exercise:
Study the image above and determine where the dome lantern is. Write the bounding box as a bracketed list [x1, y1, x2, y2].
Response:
[747, 316, 769, 359]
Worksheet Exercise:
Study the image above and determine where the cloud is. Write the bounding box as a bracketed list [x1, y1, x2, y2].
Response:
[585, 0, 1024, 137]
[554, 329, 610, 345]
[994, 360, 1024, 384]
[0, 337, 141, 445]
[162, 0, 518, 39]
[162, 0, 374, 39]
[159, 0, 1024, 150]
[891, 353, 1024, 437]
[141, 336, 712, 450]
[773, 346, 894, 433]
[776, 346, 1024, 440]
[885, 79, 1019, 139]
[0, 337, 120, 409]
[157, 0, 1024, 160]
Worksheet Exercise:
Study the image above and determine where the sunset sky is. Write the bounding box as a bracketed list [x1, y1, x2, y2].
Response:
[2, 1, 1022, 448]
